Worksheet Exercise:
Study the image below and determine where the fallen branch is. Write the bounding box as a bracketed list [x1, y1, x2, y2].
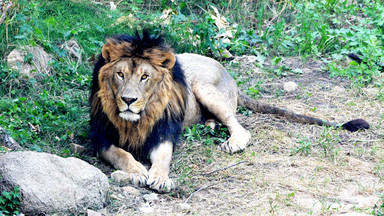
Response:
[200, 160, 248, 176]
[184, 183, 214, 204]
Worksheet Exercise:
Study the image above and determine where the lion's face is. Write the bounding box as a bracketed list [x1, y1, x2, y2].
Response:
[106, 58, 163, 121]
[92, 33, 187, 148]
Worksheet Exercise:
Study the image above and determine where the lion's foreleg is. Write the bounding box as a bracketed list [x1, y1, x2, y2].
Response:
[147, 141, 175, 193]
[100, 145, 148, 186]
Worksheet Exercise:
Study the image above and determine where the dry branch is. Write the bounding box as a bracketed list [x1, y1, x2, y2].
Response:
[200, 160, 249, 176]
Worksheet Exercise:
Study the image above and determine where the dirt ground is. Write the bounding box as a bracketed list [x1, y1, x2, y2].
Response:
[97, 56, 384, 216]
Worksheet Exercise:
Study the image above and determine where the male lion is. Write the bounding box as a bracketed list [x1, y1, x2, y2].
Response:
[90, 31, 369, 193]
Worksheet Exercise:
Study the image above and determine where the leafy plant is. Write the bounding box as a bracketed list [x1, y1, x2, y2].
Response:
[0, 186, 21, 216]
[318, 127, 341, 160]
[182, 123, 229, 146]
[373, 193, 384, 216]
[291, 136, 313, 156]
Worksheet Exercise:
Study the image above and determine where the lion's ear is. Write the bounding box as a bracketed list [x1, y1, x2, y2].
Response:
[102, 39, 132, 62]
[101, 40, 113, 62]
[144, 49, 176, 69]
[160, 51, 176, 69]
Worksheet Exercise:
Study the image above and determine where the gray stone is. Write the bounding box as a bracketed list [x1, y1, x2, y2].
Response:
[111, 170, 131, 184]
[283, 81, 298, 92]
[138, 203, 154, 213]
[0, 126, 21, 150]
[7, 45, 52, 79]
[0, 151, 109, 215]
[143, 193, 159, 204]
[122, 186, 141, 196]
[61, 39, 82, 61]
[70, 143, 86, 154]
[175, 203, 192, 213]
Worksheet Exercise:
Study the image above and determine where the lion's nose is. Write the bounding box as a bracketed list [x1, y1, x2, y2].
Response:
[121, 96, 137, 106]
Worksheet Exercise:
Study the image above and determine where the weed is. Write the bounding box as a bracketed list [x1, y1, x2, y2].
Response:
[237, 107, 253, 117]
[246, 80, 265, 99]
[0, 186, 20, 215]
[376, 159, 384, 181]
[318, 127, 341, 160]
[182, 123, 229, 146]
[291, 136, 313, 156]
[373, 193, 384, 216]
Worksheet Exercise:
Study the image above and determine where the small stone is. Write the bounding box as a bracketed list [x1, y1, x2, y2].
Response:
[138, 203, 154, 213]
[122, 186, 141, 196]
[143, 193, 159, 204]
[175, 203, 192, 213]
[111, 170, 131, 184]
[333, 86, 346, 94]
[70, 143, 86, 154]
[87, 209, 102, 216]
[283, 81, 298, 92]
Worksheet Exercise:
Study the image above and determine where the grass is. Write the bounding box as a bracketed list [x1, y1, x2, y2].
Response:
[0, 0, 383, 215]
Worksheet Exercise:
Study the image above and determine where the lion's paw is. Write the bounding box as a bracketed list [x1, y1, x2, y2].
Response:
[219, 131, 251, 153]
[147, 167, 175, 193]
[123, 161, 149, 187]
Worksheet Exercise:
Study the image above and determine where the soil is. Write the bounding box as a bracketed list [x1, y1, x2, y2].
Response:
[92, 56, 384, 215]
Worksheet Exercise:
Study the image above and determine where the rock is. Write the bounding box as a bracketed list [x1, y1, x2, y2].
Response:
[0, 151, 109, 215]
[0, 126, 21, 150]
[62, 39, 82, 61]
[111, 170, 131, 184]
[0, 1, 13, 24]
[333, 86, 346, 94]
[138, 203, 154, 213]
[175, 203, 192, 213]
[283, 81, 298, 92]
[143, 193, 159, 204]
[70, 143, 86, 154]
[7, 45, 52, 79]
[231, 55, 258, 66]
[87, 209, 103, 216]
[122, 186, 141, 196]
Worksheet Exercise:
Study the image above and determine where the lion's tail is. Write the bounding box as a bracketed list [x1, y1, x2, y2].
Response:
[237, 90, 369, 132]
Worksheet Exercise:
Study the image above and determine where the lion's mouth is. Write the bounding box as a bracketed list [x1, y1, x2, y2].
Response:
[119, 110, 141, 122]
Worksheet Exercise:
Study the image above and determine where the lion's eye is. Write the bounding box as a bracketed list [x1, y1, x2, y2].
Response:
[117, 72, 124, 79]
[141, 74, 149, 80]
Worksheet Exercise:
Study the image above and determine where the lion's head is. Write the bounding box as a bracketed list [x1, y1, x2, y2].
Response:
[91, 32, 187, 150]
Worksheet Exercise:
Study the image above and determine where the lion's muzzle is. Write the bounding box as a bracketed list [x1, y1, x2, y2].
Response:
[119, 110, 141, 122]
[121, 96, 137, 106]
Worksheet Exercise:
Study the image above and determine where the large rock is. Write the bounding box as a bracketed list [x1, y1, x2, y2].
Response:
[7, 45, 52, 79]
[0, 151, 109, 215]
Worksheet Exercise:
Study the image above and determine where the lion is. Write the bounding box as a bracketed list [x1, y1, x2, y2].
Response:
[89, 31, 369, 193]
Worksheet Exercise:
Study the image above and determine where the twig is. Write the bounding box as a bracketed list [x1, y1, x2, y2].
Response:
[200, 160, 248, 176]
[184, 183, 214, 204]
[269, 1, 288, 24]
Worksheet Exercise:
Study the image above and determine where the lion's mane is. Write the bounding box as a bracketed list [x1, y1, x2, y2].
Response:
[90, 31, 188, 160]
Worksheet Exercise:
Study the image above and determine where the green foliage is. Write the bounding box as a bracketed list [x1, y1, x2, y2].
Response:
[373, 193, 384, 216]
[0, 186, 21, 216]
[318, 127, 341, 160]
[291, 136, 313, 156]
[182, 123, 229, 146]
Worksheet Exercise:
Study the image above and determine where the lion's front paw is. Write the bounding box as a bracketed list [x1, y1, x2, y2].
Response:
[219, 131, 251, 153]
[147, 167, 175, 193]
[123, 161, 149, 187]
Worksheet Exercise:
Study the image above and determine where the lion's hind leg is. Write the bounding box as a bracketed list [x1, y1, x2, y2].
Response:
[100, 145, 148, 187]
[193, 84, 251, 153]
